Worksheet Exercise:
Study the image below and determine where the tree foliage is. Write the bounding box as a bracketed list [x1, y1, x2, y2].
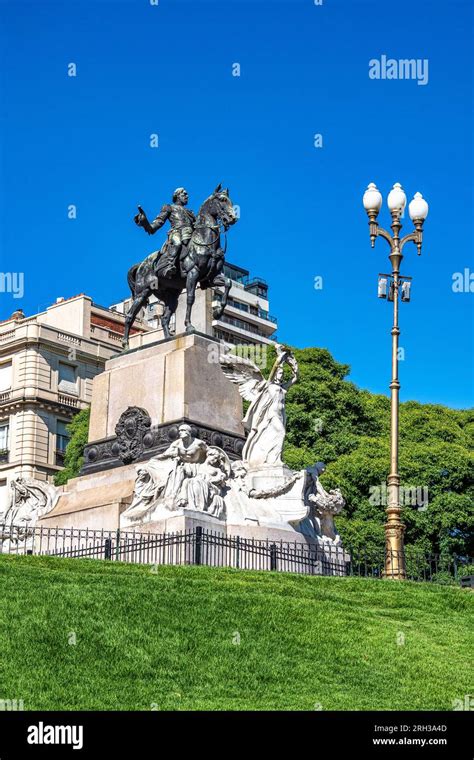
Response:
[54, 408, 90, 486]
[266, 345, 473, 559]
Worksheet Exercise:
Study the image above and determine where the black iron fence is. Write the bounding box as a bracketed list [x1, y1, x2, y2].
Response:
[0, 523, 471, 583]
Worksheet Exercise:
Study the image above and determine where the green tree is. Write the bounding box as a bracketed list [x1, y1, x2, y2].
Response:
[275, 346, 473, 559]
[54, 408, 90, 486]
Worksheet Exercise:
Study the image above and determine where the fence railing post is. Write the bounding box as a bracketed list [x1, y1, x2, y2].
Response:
[270, 543, 278, 571]
[195, 526, 202, 566]
[104, 538, 112, 560]
[345, 545, 353, 577]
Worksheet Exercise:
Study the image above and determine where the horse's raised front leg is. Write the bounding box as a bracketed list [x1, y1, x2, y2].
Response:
[122, 292, 148, 349]
[211, 275, 231, 319]
[185, 267, 200, 333]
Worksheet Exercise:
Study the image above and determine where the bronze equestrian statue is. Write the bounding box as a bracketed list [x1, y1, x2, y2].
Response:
[123, 184, 237, 348]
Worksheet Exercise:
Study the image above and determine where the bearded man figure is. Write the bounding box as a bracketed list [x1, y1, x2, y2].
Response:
[134, 187, 196, 278]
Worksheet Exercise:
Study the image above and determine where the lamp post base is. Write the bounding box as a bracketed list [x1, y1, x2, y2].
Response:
[384, 512, 407, 580]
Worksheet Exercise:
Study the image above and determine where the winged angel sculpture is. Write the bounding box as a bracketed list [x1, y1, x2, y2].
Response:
[220, 344, 298, 468]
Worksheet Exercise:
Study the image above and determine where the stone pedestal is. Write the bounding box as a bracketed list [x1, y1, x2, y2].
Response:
[38, 464, 136, 531]
[245, 464, 308, 524]
[81, 332, 245, 475]
[89, 331, 244, 442]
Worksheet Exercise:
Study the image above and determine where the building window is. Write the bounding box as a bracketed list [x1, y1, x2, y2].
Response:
[0, 422, 9, 461]
[229, 298, 249, 313]
[0, 361, 12, 393]
[223, 264, 249, 285]
[245, 278, 268, 298]
[213, 329, 254, 346]
[58, 363, 77, 396]
[56, 420, 70, 465]
[219, 314, 266, 337]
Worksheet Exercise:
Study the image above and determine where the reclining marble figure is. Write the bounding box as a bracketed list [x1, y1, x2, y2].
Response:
[122, 423, 208, 521]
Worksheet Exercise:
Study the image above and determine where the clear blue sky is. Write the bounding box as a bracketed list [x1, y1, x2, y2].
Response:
[0, 0, 472, 408]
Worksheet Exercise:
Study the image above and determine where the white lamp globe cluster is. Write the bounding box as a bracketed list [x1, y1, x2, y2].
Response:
[363, 182, 428, 220]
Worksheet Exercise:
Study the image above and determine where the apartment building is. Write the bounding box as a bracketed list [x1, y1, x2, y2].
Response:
[0, 294, 147, 513]
[213, 262, 277, 346]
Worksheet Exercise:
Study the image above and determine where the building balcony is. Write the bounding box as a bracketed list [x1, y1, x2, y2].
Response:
[214, 292, 275, 317]
[214, 300, 277, 337]
[0, 321, 122, 364]
[0, 390, 11, 404]
[225, 301, 277, 324]
[0, 386, 85, 413]
[0, 330, 16, 345]
[0, 449, 9, 463]
[58, 393, 79, 408]
[214, 315, 277, 345]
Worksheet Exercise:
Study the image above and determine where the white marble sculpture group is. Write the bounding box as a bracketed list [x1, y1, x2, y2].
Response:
[121, 345, 345, 544]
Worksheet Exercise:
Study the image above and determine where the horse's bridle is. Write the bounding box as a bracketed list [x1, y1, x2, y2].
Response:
[192, 223, 228, 253]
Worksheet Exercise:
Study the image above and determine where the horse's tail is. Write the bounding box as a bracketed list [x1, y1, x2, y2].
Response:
[127, 263, 140, 297]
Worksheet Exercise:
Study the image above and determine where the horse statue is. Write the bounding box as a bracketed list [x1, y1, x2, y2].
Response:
[122, 184, 237, 348]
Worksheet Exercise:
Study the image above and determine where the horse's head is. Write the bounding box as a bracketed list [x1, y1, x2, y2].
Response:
[207, 184, 238, 230]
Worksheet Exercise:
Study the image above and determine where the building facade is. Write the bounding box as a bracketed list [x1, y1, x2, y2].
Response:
[0, 295, 147, 513]
[213, 262, 277, 346]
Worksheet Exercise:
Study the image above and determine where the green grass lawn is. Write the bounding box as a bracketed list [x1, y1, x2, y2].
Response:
[0, 554, 472, 711]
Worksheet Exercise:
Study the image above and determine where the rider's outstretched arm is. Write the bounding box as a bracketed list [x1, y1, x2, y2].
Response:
[148, 204, 171, 234]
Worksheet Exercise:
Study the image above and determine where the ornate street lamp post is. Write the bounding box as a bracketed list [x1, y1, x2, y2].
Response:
[363, 182, 429, 579]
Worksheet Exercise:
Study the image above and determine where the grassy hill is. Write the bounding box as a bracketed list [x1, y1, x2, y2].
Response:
[0, 554, 472, 711]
